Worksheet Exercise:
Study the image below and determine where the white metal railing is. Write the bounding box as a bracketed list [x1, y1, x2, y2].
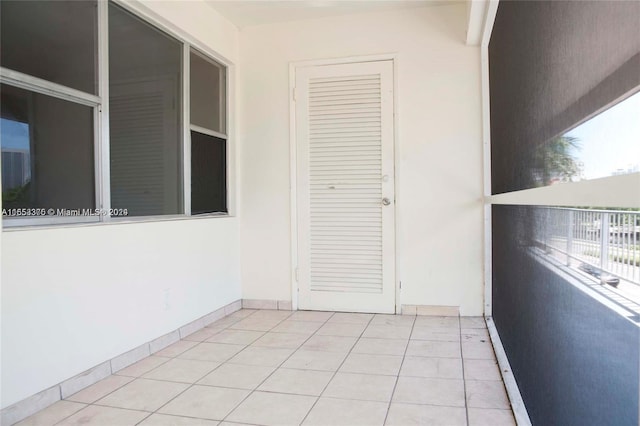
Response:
[541, 208, 640, 287]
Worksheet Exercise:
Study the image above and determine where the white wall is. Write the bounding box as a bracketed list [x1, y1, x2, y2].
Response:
[239, 4, 484, 315]
[0, 0, 241, 409]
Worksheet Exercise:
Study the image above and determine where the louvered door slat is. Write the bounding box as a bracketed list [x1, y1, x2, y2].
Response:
[307, 70, 383, 295]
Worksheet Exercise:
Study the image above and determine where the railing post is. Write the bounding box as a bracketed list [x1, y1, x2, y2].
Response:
[567, 210, 574, 266]
[600, 212, 610, 271]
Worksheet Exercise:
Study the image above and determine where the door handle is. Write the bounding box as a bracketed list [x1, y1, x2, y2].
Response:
[382, 197, 391, 206]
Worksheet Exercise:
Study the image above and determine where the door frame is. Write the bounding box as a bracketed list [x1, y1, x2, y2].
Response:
[288, 53, 400, 313]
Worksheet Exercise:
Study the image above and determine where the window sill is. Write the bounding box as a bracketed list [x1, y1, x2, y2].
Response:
[2, 212, 233, 232]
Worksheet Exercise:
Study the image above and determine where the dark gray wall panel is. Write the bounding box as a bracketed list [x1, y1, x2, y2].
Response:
[489, 1, 640, 193]
[492, 205, 639, 426]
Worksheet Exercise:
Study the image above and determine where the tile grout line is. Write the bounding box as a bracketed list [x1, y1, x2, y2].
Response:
[141, 309, 267, 424]
[459, 314, 470, 426]
[29, 308, 250, 426]
[298, 313, 376, 425]
[218, 311, 336, 424]
[382, 314, 416, 426]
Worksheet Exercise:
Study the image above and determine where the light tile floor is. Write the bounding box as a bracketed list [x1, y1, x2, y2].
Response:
[18, 310, 516, 426]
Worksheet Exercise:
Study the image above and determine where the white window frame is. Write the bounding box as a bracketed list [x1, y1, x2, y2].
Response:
[1, 0, 235, 228]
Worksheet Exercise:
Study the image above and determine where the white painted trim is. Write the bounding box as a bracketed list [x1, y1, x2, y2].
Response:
[466, 0, 488, 46]
[0, 67, 100, 107]
[289, 62, 299, 311]
[487, 172, 640, 208]
[485, 316, 533, 426]
[288, 53, 399, 313]
[225, 62, 237, 217]
[190, 125, 228, 140]
[392, 55, 402, 314]
[97, 0, 111, 223]
[481, 0, 499, 316]
[183, 44, 192, 216]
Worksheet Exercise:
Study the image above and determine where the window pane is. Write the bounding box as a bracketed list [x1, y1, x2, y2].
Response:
[109, 4, 182, 217]
[1, 84, 95, 211]
[191, 132, 226, 214]
[190, 51, 226, 133]
[0, 0, 97, 94]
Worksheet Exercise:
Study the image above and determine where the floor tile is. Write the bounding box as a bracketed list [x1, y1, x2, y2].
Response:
[288, 311, 334, 322]
[227, 346, 295, 367]
[323, 372, 396, 402]
[411, 327, 461, 342]
[370, 314, 415, 326]
[182, 328, 222, 342]
[96, 378, 188, 412]
[462, 342, 496, 360]
[461, 316, 486, 329]
[179, 343, 245, 363]
[16, 401, 86, 426]
[143, 358, 220, 383]
[271, 320, 324, 335]
[385, 403, 467, 426]
[251, 332, 308, 349]
[315, 322, 367, 337]
[258, 368, 333, 396]
[414, 316, 460, 329]
[362, 325, 412, 339]
[66, 375, 134, 404]
[351, 337, 407, 356]
[340, 353, 403, 376]
[400, 356, 463, 379]
[198, 363, 274, 390]
[405, 340, 461, 358]
[328, 312, 374, 324]
[115, 356, 171, 377]
[281, 349, 347, 371]
[226, 309, 257, 319]
[393, 377, 465, 407]
[206, 316, 242, 328]
[464, 359, 503, 381]
[461, 327, 490, 337]
[302, 397, 388, 426]
[229, 318, 282, 331]
[206, 330, 264, 345]
[466, 380, 510, 409]
[138, 413, 219, 426]
[249, 310, 292, 321]
[301, 335, 357, 352]
[158, 385, 249, 420]
[56, 405, 149, 426]
[155, 341, 199, 358]
[468, 408, 516, 426]
[226, 391, 316, 426]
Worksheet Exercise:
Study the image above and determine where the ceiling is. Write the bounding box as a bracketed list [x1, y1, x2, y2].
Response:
[206, 0, 459, 29]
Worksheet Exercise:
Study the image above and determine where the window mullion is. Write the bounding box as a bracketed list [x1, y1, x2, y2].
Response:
[183, 42, 192, 216]
[97, 0, 111, 221]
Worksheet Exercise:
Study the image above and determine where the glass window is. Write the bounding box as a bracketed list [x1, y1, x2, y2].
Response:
[190, 51, 226, 134]
[191, 132, 227, 214]
[0, 84, 95, 211]
[0, 0, 98, 94]
[108, 3, 183, 217]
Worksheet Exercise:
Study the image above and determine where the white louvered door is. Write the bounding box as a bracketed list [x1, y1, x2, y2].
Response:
[296, 60, 395, 313]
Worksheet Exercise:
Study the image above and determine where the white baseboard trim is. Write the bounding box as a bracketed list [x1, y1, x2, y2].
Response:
[0, 299, 242, 426]
[485, 316, 532, 426]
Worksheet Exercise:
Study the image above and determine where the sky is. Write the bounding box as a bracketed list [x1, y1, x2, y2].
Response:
[565, 90, 640, 180]
[0, 118, 30, 151]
